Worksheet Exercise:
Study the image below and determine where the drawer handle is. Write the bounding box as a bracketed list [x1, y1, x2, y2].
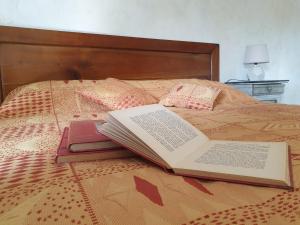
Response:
[267, 87, 272, 93]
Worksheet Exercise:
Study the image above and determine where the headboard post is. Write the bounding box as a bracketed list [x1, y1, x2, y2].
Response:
[0, 26, 220, 103]
[0, 68, 2, 104]
[0, 45, 3, 104]
[211, 46, 220, 81]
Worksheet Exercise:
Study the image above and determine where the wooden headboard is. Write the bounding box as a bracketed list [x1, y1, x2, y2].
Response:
[0, 26, 219, 103]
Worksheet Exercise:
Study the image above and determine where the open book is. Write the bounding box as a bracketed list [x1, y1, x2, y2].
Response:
[99, 104, 293, 190]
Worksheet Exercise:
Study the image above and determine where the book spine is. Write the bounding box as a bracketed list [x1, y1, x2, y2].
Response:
[66, 125, 72, 149]
[288, 147, 294, 191]
[174, 172, 293, 191]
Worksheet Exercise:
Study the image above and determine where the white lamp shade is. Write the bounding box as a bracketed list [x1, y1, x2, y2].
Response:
[244, 44, 270, 64]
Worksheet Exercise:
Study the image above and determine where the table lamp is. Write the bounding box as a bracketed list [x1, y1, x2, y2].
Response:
[244, 44, 270, 81]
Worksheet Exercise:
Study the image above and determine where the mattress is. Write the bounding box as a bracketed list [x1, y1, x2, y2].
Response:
[0, 79, 300, 225]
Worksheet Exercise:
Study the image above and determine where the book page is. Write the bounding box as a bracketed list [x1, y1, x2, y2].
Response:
[196, 141, 269, 170]
[175, 140, 288, 181]
[130, 108, 200, 152]
[100, 122, 169, 167]
[108, 104, 209, 167]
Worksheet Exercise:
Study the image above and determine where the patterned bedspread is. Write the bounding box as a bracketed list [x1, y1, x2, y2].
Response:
[1, 79, 300, 225]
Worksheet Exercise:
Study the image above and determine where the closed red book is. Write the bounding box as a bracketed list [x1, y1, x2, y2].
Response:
[56, 127, 133, 163]
[68, 120, 120, 152]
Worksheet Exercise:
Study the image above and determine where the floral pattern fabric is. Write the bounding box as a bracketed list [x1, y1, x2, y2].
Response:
[159, 83, 221, 110]
[77, 78, 158, 110]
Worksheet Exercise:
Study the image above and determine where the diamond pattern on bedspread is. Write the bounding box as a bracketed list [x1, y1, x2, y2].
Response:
[0, 91, 52, 119]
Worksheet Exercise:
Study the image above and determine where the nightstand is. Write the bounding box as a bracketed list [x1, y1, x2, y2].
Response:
[225, 80, 289, 103]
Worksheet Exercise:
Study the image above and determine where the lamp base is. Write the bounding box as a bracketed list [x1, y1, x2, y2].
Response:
[247, 64, 265, 81]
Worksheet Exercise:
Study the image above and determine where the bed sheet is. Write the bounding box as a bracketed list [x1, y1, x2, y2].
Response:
[0, 80, 300, 225]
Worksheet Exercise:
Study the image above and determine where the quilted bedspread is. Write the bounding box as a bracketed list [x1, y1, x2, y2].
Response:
[1, 79, 300, 225]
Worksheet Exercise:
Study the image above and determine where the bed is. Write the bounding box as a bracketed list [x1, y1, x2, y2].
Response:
[0, 26, 300, 225]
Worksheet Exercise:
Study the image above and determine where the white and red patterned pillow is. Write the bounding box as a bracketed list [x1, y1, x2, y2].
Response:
[77, 78, 158, 110]
[159, 83, 221, 111]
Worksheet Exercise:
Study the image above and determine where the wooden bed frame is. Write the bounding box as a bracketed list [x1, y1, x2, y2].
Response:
[0, 26, 219, 103]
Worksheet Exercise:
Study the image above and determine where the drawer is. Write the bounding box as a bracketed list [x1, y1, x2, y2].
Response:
[255, 95, 281, 103]
[228, 84, 252, 95]
[252, 84, 285, 96]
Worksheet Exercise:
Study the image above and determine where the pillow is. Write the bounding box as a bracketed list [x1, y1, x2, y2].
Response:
[77, 78, 158, 110]
[186, 80, 258, 109]
[159, 83, 221, 111]
[125, 79, 258, 109]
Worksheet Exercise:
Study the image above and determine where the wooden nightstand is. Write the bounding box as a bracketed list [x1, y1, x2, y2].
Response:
[225, 80, 289, 103]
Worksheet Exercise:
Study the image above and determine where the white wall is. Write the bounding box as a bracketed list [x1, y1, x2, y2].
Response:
[0, 0, 299, 104]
